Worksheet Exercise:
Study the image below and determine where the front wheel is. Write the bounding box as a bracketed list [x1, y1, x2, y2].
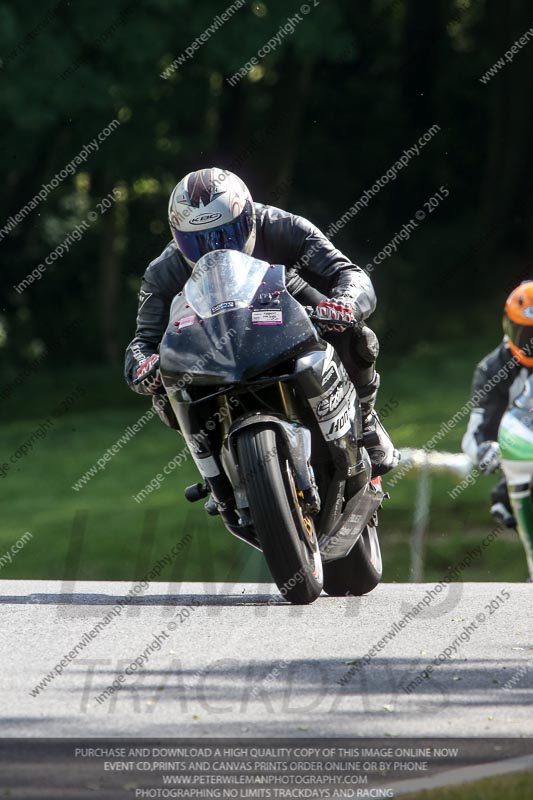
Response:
[323, 521, 382, 596]
[237, 425, 323, 604]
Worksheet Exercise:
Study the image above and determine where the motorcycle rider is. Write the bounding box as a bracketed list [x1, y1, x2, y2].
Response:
[125, 168, 398, 505]
[462, 281, 533, 528]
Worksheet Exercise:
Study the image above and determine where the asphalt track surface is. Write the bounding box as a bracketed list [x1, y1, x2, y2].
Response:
[1, 580, 532, 737]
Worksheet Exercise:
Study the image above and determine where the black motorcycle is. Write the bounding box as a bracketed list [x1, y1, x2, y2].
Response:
[158, 249, 386, 605]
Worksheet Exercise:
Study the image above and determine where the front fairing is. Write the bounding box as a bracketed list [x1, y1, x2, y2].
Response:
[499, 412, 533, 461]
[159, 250, 319, 387]
[499, 376, 533, 461]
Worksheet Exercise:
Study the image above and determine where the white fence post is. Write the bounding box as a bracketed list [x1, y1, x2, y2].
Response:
[398, 449, 473, 582]
[410, 460, 431, 582]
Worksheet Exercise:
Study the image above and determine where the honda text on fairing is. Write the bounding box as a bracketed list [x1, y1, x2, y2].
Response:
[152, 249, 386, 605]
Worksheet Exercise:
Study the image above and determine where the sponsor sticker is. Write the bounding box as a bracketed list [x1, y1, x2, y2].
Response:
[211, 300, 236, 314]
[322, 364, 338, 388]
[177, 314, 196, 330]
[308, 383, 356, 441]
[252, 309, 283, 325]
[190, 212, 222, 225]
[316, 383, 344, 418]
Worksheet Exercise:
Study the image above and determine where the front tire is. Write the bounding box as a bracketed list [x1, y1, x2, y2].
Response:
[323, 521, 382, 596]
[237, 425, 323, 604]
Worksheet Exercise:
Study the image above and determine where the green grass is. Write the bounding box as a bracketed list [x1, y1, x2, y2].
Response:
[0, 339, 529, 582]
[1, 367, 267, 583]
[402, 769, 533, 799]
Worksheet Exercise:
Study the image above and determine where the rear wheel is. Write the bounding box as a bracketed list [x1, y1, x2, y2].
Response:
[237, 425, 323, 604]
[323, 520, 382, 596]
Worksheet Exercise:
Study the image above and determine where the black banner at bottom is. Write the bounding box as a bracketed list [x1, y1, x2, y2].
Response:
[0, 738, 532, 799]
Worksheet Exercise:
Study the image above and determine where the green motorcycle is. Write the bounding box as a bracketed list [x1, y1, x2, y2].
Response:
[498, 377, 533, 579]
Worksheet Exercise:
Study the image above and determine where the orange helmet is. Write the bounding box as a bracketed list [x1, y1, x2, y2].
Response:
[503, 281, 533, 367]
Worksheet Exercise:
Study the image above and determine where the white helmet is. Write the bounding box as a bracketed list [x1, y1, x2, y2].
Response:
[168, 167, 256, 266]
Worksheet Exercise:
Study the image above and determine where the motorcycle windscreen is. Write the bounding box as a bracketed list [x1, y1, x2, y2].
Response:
[186, 250, 268, 317]
[159, 250, 319, 385]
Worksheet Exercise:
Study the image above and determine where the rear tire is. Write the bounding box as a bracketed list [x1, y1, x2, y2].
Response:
[237, 425, 323, 604]
[323, 521, 382, 596]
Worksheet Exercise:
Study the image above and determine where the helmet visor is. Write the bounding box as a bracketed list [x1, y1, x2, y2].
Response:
[504, 318, 533, 359]
[173, 202, 254, 265]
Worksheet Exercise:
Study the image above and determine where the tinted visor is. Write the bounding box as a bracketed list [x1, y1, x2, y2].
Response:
[173, 202, 254, 265]
[504, 317, 533, 358]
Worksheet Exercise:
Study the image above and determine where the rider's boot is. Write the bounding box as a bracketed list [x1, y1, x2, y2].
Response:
[490, 502, 516, 529]
[358, 373, 400, 478]
[331, 324, 399, 478]
[490, 478, 516, 529]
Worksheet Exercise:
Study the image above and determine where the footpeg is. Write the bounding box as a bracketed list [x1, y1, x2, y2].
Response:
[184, 482, 209, 502]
